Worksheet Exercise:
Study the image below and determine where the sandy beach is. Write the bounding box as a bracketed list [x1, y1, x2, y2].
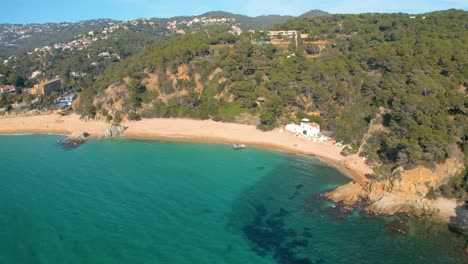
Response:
[1, 112, 462, 220]
[0, 112, 373, 183]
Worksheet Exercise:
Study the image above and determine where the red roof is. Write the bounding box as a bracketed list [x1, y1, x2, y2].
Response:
[307, 122, 320, 129]
[1, 85, 15, 89]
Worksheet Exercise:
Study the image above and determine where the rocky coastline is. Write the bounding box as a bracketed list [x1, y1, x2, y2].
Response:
[56, 124, 127, 149]
[325, 146, 468, 239]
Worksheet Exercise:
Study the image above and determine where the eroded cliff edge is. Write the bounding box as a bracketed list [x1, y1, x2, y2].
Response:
[326, 146, 465, 218]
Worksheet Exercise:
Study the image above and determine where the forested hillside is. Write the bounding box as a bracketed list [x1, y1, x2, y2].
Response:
[73, 10, 467, 196]
[9, 27, 171, 83]
[0, 19, 115, 57]
[2, 10, 320, 86]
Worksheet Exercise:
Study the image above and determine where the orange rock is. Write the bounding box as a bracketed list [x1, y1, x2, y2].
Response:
[326, 145, 465, 218]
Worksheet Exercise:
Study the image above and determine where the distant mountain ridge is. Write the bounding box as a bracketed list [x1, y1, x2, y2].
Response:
[300, 9, 330, 17]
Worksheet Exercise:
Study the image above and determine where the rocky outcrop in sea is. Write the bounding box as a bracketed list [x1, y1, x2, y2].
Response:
[58, 130, 89, 150]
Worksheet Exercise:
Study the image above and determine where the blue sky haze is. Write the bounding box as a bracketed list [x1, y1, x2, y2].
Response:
[1, 0, 466, 23]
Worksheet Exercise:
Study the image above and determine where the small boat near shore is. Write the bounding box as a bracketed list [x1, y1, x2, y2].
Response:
[233, 144, 247, 150]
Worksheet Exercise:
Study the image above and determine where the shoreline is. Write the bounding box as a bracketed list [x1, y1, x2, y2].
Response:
[122, 132, 365, 183]
[1, 112, 462, 220]
[0, 112, 372, 183]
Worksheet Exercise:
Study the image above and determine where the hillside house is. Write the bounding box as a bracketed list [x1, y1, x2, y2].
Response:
[98, 51, 110, 57]
[267, 30, 297, 38]
[57, 93, 77, 106]
[30, 70, 42, 79]
[0, 85, 16, 94]
[286, 118, 320, 137]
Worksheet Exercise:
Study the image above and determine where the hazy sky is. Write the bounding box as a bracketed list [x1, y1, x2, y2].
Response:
[2, 0, 467, 23]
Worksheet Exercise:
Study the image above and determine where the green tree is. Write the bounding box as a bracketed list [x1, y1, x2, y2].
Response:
[304, 43, 320, 55]
[258, 95, 283, 131]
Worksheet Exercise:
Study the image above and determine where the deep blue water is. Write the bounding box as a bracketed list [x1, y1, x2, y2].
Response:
[0, 134, 465, 263]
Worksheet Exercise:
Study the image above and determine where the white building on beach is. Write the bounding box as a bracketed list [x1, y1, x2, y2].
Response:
[286, 118, 320, 137]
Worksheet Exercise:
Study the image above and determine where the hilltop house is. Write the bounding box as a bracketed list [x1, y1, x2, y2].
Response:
[286, 118, 320, 137]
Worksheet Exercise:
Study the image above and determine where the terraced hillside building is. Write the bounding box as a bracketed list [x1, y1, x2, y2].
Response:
[24, 79, 61, 95]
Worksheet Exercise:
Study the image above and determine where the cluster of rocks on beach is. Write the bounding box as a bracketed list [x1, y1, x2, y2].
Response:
[58, 124, 126, 149]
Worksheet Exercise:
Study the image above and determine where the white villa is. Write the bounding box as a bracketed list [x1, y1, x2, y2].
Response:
[286, 118, 320, 137]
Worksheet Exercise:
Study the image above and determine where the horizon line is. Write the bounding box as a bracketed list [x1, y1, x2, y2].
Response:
[0, 8, 465, 25]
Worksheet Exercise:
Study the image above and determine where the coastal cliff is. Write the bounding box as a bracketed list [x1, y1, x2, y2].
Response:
[326, 146, 465, 217]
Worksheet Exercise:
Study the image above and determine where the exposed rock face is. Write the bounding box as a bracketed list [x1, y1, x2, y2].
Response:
[326, 146, 465, 217]
[101, 124, 126, 139]
[65, 130, 88, 144]
[326, 182, 363, 208]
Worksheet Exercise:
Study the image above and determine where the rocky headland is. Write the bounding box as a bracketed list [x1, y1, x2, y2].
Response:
[325, 145, 467, 236]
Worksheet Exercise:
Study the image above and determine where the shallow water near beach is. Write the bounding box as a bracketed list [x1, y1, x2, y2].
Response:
[0, 134, 466, 264]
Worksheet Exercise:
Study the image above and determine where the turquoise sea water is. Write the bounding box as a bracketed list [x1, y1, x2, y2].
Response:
[0, 134, 466, 264]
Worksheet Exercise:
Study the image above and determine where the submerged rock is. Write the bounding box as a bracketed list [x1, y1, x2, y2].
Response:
[385, 219, 409, 238]
[101, 124, 126, 139]
[449, 206, 468, 237]
[242, 205, 312, 264]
